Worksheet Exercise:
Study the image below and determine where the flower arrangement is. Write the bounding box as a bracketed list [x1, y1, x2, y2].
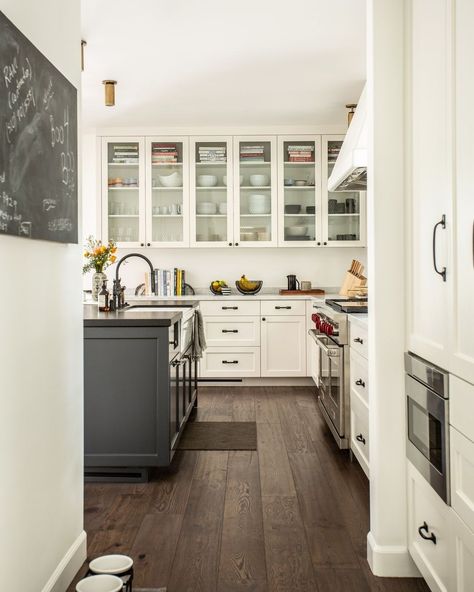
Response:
[82, 236, 117, 274]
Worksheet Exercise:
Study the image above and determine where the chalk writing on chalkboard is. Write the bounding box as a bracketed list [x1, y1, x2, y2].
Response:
[0, 10, 78, 243]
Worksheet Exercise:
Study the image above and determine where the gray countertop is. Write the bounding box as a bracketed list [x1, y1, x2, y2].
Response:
[83, 300, 198, 327]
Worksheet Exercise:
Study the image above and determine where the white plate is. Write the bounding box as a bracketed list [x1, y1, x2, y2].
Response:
[89, 554, 133, 575]
[76, 574, 124, 592]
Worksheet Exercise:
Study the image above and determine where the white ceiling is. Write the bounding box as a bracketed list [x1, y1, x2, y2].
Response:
[81, 0, 366, 129]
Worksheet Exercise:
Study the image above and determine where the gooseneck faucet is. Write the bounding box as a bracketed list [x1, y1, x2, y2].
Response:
[115, 253, 155, 307]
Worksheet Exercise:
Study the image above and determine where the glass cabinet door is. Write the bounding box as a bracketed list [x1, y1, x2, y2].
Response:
[190, 137, 233, 247]
[146, 137, 189, 247]
[102, 137, 145, 247]
[233, 136, 277, 246]
[278, 136, 321, 246]
[322, 136, 366, 246]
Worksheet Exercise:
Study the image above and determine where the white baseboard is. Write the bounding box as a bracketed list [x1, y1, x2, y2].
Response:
[199, 377, 314, 387]
[367, 532, 420, 577]
[42, 530, 87, 592]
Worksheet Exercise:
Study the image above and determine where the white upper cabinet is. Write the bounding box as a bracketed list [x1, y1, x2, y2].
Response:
[277, 135, 322, 247]
[233, 136, 277, 247]
[321, 136, 366, 247]
[407, 0, 452, 369]
[145, 137, 189, 248]
[190, 136, 233, 247]
[101, 137, 146, 247]
[449, 0, 474, 384]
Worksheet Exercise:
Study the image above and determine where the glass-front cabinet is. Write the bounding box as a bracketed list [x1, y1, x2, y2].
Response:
[322, 135, 366, 247]
[190, 136, 233, 247]
[145, 137, 189, 247]
[277, 136, 322, 246]
[233, 136, 277, 247]
[102, 137, 146, 247]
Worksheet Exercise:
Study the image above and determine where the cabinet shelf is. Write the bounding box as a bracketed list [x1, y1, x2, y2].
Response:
[328, 213, 360, 217]
[196, 186, 226, 190]
[239, 161, 271, 166]
[152, 162, 182, 167]
[153, 214, 182, 218]
[283, 186, 315, 190]
[241, 186, 271, 189]
[108, 186, 139, 191]
[108, 214, 139, 218]
[240, 214, 272, 218]
[152, 187, 182, 191]
[108, 162, 139, 167]
[196, 214, 226, 218]
[285, 214, 316, 217]
[196, 162, 226, 166]
[284, 161, 315, 166]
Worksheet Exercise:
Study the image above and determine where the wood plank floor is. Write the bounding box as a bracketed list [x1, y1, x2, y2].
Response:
[68, 387, 429, 592]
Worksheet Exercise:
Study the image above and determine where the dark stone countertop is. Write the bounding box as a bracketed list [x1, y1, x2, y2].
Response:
[83, 300, 198, 327]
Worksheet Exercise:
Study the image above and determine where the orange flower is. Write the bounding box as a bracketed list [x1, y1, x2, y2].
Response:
[100, 245, 106, 253]
[111, 246, 117, 254]
[110, 255, 117, 263]
[84, 251, 89, 257]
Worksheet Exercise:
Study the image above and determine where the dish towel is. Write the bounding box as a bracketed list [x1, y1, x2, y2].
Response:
[192, 308, 207, 359]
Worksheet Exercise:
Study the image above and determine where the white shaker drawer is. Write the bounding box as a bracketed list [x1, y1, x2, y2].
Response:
[449, 508, 474, 592]
[199, 300, 260, 316]
[451, 375, 474, 442]
[407, 461, 450, 592]
[350, 348, 369, 405]
[451, 426, 474, 534]
[350, 322, 368, 359]
[199, 347, 260, 378]
[350, 391, 370, 477]
[203, 316, 260, 347]
[261, 300, 306, 316]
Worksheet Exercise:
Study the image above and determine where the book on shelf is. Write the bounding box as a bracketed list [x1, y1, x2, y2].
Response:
[152, 268, 187, 296]
[113, 145, 138, 150]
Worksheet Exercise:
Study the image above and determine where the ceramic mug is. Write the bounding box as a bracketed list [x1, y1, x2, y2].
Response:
[159, 205, 169, 215]
[170, 203, 181, 215]
[301, 281, 312, 291]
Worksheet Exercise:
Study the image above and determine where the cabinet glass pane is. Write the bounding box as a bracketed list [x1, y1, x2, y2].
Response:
[195, 141, 228, 243]
[327, 140, 360, 242]
[107, 141, 140, 243]
[238, 140, 272, 242]
[283, 140, 317, 242]
[151, 141, 184, 243]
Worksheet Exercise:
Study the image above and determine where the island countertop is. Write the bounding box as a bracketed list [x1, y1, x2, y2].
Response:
[83, 300, 198, 327]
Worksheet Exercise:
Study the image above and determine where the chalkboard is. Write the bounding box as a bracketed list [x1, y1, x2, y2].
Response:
[0, 11, 78, 243]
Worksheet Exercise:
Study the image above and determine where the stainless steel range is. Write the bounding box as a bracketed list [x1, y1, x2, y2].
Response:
[308, 301, 351, 448]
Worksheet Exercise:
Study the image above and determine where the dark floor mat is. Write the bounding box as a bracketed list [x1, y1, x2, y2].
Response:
[177, 421, 257, 450]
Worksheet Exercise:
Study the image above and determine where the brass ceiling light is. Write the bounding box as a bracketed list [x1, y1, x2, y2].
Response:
[346, 103, 357, 127]
[81, 40, 87, 71]
[103, 80, 117, 107]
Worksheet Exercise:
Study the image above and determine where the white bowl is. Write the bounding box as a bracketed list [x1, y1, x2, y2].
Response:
[286, 225, 307, 236]
[76, 574, 123, 592]
[197, 175, 217, 187]
[197, 202, 217, 215]
[249, 204, 271, 214]
[158, 171, 182, 187]
[248, 194, 271, 214]
[89, 554, 133, 575]
[241, 231, 258, 241]
[223, 175, 243, 186]
[218, 202, 227, 214]
[249, 174, 269, 187]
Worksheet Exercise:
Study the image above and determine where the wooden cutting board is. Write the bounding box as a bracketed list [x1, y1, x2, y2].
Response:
[279, 289, 325, 295]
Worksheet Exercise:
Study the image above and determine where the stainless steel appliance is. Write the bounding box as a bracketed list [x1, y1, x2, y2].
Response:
[405, 352, 450, 503]
[309, 302, 351, 448]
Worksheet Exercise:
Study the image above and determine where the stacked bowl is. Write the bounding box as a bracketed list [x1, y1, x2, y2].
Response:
[248, 194, 271, 215]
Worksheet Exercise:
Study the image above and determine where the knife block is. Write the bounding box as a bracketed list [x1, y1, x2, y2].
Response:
[339, 270, 367, 296]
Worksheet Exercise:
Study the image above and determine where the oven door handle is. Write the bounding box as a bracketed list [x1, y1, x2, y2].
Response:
[308, 330, 340, 357]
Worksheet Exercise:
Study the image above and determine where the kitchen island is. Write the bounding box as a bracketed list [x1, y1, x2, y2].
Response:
[83, 301, 198, 481]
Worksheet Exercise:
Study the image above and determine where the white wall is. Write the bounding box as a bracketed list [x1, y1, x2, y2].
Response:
[0, 1, 85, 591]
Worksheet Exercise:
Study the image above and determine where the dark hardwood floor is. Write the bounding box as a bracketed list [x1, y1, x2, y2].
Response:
[68, 386, 429, 592]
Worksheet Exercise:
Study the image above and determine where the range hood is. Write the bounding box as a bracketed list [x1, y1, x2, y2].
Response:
[328, 85, 367, 192]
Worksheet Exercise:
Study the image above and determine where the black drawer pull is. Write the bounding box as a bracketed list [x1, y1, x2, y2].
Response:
[418, 522, 437, 545]
[222, 360, 239, 364]
[222, 329, 238, 333]
[356, 434, 366, 445]
[222, 306, 238, 310]
[432, 215, 447, 282]
[275, 306, 291, 310]
[355, 379, 366, 388]
[353, 337, 364, 344]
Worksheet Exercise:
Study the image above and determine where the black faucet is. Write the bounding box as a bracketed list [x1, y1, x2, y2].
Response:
[115, 253, 155, 305]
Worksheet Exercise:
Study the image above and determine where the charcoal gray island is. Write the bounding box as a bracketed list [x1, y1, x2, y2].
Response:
[83, 301, 198, 481]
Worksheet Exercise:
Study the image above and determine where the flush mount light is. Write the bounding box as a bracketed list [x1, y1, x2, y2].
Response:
[81, 40, 87, 71]
[346, 103, 357, 126]
[103, 80, 117, 107]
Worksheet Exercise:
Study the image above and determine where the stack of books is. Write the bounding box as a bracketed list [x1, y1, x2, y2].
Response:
[287, 144, 314, 163]
[198, 146, 226, 162]
[240, 145, 265, 162]
[152, 143, 179, 164]
[145, 268, 187, 296]
[111, 144, 139, 164]
[328, 144, 341, 163]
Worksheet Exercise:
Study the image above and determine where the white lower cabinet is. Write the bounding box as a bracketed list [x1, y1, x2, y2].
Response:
[350, 390, 369, 478]
[450, 426, 474, 535]
[407, 461, 451, 592]
[203, 316, 260, 347]
[449, 508, 474, 592]
[200, 347, 260, 378]
[261, 315, 306, 377]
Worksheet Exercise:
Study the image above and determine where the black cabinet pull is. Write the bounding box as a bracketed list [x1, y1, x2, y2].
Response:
[418, 522, 437, 545]
[140, 242, 144, 247]
[432, 215, 447, 282]
[275, 306, 291, 310]
[222, 306, 238, 310]
[355, 379, 365, 388]
[262, 317, 266, 321]
[229, 242, 232, 246]
[147, 242, 151, 247]
[222, 360, 239, 364]
[356, 434, 366, 445]
[317, 242, 321, 246]
[323, 241, 327, 245]
[235, 242, 239, 246]
[353, 337, 364, 344]
[222, 329, 238, 333]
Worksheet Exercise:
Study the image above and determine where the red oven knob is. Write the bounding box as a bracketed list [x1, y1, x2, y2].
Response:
[327, 324, 334, 335]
